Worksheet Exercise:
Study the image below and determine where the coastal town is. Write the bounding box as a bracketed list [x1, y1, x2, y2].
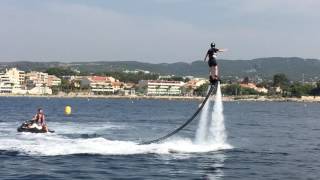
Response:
[1, 67, 319, 102]
[0, 67, 203, 96]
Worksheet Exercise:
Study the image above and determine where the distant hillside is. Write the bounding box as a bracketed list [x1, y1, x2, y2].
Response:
[1, 57, 319, 81]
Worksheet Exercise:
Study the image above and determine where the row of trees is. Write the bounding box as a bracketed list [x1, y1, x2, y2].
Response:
[194, 73, 320, 97]
[45, 67, 160, 84]
[103, 71, 159, 83]
[45, 67, 160, 94]
[193, 83, 260, 96]
[45, 68, 78, 77]
[267, 73, 320, 97]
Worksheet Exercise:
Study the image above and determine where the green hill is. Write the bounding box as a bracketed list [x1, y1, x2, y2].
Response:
[1, 57, 319, 81]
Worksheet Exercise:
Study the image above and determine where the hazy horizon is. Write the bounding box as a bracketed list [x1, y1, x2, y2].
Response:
[1, 0, 319, 63]
[1, 56, 319, 64]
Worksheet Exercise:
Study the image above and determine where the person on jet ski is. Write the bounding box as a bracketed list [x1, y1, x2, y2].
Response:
[28, 108, 48, 132]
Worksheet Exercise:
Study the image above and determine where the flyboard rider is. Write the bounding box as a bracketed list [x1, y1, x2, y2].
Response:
[204, 42, 227, 84]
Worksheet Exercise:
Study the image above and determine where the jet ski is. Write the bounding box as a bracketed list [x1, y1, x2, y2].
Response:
[17, 120, 54, 133]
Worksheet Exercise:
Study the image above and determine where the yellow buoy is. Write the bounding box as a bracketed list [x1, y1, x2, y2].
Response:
[65, 106, 72, 115]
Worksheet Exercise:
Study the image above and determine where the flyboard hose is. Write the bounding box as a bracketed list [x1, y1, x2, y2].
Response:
[139, 82, 218, 145]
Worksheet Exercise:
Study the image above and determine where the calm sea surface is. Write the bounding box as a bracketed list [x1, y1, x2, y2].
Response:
[0, 97, 319, 180]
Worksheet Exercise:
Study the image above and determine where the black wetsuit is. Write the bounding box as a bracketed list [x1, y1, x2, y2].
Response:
[207, 47, 219, 67]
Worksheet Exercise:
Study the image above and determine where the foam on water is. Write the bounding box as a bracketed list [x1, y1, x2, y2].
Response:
[0, 134, 232, 156]
[0, 120, 232, 156]
[49, 121, 125, 134]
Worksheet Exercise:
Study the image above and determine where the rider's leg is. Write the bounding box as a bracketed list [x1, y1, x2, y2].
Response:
[214, 65, 218, 78]
[210, 66, 215, 79]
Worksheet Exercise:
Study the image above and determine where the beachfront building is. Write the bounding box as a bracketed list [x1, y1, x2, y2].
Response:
[112, 81, 123, 92]
[123, 69, 150, 74]
[26, 72, 61, 87]
[0, 82, 14, 93]
[26, 71, 49, 87]
[158, 75, 174, 80]
[121, 83, 136, 96]
[184, 78, 208, 96]
[0, 68, 26, 94]
[0, 73, 15, 93]
[275, 86, 282, 93]
[80, 76, 122, 95]
[0, 72, 12, 93]
[240, 82, 268, 94]
[5, 68, 25, 85]
[138, 80, 185, 96]
[25, 71, 61, 95]
[0, 82, 26, 94]
[48, 75, 61, 87]
[27, 86, 52, 95]
[0, 79, 11, 93]
[185, 78, 208, 90]
[63, 75, 83, 88]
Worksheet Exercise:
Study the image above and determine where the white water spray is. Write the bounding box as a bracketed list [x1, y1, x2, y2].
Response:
[195, 82, 228, 145]
[195, 88, 211, 143]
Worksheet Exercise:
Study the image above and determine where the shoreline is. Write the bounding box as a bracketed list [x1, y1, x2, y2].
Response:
[1, 94, 320, 103]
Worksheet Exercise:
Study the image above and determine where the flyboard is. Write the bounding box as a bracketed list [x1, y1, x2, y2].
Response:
[139, 80, 219, 145]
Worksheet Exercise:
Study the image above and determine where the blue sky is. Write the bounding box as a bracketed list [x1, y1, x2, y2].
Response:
[0, 0, 319, 62]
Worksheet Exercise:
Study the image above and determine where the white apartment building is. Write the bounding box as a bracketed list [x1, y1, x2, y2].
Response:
[26, 72, 61, 87]
[0, 68, 58, 95]
[27, 86, 52, 95]
[48, 75, 61, 87]
[0, 68, 26, 94]
[80, 76, 119, 95]
[0, 72, 14, 93]
[5, 68, 25, 85]
[185, 78, 208, 89]
[26, 71, 48, 87]
[138, 80, 185, 96]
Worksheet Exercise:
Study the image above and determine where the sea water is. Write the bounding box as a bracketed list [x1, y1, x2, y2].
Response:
[0, 97, 320, 179]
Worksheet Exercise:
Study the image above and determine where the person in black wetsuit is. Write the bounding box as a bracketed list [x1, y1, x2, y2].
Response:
[204, 42, 227, 84]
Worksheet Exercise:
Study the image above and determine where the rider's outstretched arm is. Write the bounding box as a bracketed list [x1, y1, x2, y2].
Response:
[218, 48, 228, 52]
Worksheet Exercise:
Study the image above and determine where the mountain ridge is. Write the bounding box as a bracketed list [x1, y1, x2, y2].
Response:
[0, 57, 319, 81]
